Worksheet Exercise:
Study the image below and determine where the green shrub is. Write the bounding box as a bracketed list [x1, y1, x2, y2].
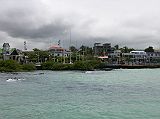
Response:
[0, 60, 21, 72]
[0, 60, 36, 72]
[41, 60, 102, 71]
[22, 64, 36, 71]
[41, 61, 55, 70]
[72, 61, 90, 70]
[52, 63, 73, 70]
[42, 61, 73, 70]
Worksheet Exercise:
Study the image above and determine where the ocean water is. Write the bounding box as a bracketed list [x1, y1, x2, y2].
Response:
[0, 69, 160, 119]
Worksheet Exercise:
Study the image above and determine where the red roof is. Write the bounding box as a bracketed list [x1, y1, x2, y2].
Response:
[49, 45, 64, 50]
[98, 56, 108, 59]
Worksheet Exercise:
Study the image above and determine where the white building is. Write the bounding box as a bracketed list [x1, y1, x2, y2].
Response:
[130, 51, 147, 59]
[147, 52, 160, 58]
[49, 45, 71, 57]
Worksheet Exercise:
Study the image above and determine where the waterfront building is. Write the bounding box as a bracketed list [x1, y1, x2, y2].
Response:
[122, 51, 160, 65]
[111, 50, 160, 65]
[109, 50, 148, 65]
[123, 51, 147, 65]
[146, 52, 160, 63]
[146, 52, 160, 58]
[130, 51, 147, 59]
[49, 45, 71, 57]
[1, 43, 26, 63]
[109, 50, 122, 64]
[93, 43, 112, 56]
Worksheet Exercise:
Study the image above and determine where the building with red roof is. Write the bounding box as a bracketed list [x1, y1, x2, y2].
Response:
[49, 45, 71, 57]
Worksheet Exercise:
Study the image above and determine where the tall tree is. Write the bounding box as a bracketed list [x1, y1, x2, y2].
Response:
[114, 45, 119, 50]
[120, 46, 134, 53]
[69, 46, 78, 52]
[79, 45, 93, 55]
[33, 48, 40, 52]
[145, 46, 154, 52]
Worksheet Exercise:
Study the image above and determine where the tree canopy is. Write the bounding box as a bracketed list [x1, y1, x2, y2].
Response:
[145, 46, 154, 52]
[119, 46, 134, 53]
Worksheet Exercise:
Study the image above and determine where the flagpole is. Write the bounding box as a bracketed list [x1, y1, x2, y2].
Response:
[69, 28, 72, 64]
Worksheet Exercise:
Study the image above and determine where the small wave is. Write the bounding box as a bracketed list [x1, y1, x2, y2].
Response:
[6, 79, 17, 82]
[92, 88, 104, 91]
[85, 71, 93, 74]
[33, 73, 44, 75]
[6, 78, 25, 82]
[17, 78, 25, 81]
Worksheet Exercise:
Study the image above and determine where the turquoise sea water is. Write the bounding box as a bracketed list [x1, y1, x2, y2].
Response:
[0, 69, 160, 119]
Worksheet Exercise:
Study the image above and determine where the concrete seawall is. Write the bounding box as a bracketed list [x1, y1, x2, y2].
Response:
[105, 64, 160, 69]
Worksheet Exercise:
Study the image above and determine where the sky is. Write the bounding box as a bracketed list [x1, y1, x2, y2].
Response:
[0, 0, 160, 50]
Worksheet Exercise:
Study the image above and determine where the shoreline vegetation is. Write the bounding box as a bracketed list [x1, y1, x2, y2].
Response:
[0, 60, 36, 72]
[1, 60, 160, 73]
[0, 60, 108, 72]
[1, 44, 160, 72]
[41, 60, 104, 71]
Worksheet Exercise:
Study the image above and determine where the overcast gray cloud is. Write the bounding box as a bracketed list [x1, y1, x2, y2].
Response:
[0, 0, 160, 50]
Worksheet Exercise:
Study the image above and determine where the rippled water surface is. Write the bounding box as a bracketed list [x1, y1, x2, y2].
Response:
[0, 69, 160, 119]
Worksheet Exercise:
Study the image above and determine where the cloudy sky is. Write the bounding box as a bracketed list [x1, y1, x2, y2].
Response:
[0, 0, 160, 50]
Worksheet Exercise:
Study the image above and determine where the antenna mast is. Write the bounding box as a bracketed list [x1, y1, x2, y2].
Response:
[24, 41, 27, 51]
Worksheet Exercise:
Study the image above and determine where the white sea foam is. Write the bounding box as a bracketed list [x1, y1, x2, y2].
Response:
[6, 79, 17, 82]
[17, 78, 25, 81]
[6, 78, 25, 82]
[85, 71, 93, 74]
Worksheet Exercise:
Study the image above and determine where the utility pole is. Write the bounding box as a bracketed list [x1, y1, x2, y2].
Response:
[76, 40, 78, 61]
[76, 51, 78, 61]
[69, 28, 72, 64]
[82, 50, 85, 61]
[63, 49, 65, 64]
